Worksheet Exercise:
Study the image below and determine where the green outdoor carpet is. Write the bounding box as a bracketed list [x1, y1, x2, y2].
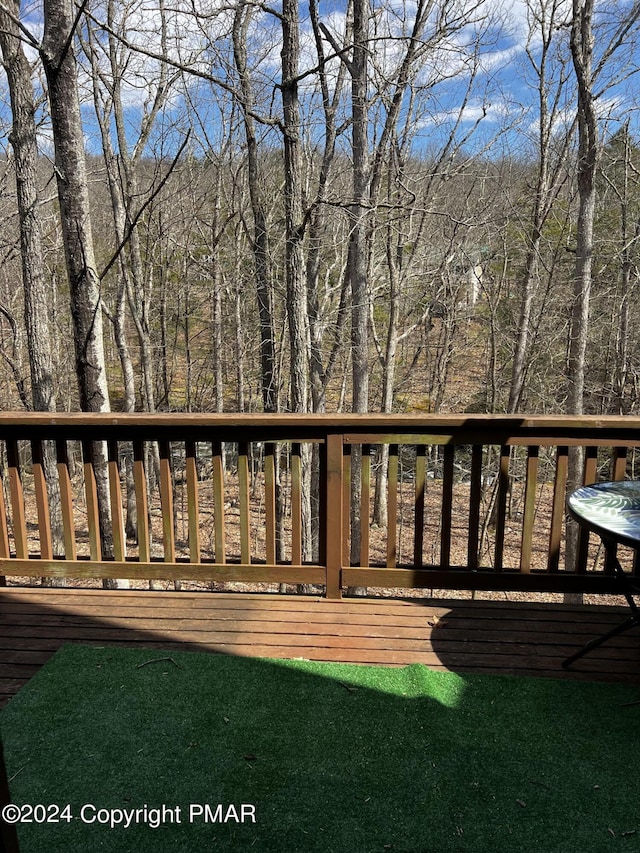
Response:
[2, 644, 640, 853]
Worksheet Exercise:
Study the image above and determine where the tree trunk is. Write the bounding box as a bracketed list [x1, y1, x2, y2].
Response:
[508, 0, 574, 413]
[210, 169, 225, 416]
[232, 3, 279, 414]
[614, 132, 633, 414]
[41, 0, 128, 589]
[565, 0, 597, 593]
[0, 0, 63, 574]
[281, 0, 312, 576]
[281, 0, 309, 416]
[42, 3, 110, 414]
[346, 0, 370, 592]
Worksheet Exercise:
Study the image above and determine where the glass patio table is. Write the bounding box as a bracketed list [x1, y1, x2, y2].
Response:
[564, 480, 640, 668]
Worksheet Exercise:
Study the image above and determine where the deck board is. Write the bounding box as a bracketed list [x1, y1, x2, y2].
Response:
[1, 587, 640, 707]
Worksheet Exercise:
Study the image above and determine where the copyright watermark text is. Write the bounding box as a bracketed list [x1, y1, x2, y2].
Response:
[1, 802, 256, 828]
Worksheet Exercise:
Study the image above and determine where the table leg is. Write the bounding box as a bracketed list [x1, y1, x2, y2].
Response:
[562, 537, 640, 669]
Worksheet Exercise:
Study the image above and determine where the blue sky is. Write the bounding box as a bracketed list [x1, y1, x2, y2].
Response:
[1, 0, 639, 161]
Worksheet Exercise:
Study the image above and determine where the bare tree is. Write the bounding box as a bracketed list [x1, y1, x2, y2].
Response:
[567, 0, 640, 415]
[281, 0, 310, 414]
[567, 0, 598, 418]
[508, 0, 576, 413]
[0, 2, 55, 415]
[41, 0, 128, 588]
[41, 0, 111, 414]
[0, 0, 63, 572]
[564, 0, 640, 582]
[598, 126, 640, 414]
[232, 2, 280, 414]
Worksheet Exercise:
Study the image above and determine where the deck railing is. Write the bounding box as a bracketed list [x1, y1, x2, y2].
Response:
[0, 413, 639, 597]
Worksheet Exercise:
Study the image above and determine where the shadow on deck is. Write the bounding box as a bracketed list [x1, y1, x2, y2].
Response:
[2, 586, 640, 707]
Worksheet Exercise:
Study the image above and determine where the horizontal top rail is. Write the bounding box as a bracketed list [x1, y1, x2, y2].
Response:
[1, 412, 640, 445]
[2, 412, 640, 427]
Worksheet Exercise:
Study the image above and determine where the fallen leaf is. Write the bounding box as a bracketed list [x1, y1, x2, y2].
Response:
[516, 800, 526, 808]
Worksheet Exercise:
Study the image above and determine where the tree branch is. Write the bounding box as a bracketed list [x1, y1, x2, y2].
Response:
[99, 129, 191, 281]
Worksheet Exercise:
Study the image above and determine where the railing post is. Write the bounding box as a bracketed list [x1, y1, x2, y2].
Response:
[325, 433, 343, 599]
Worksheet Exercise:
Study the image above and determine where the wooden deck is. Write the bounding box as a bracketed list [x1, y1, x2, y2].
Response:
[2, 586, 640, 706]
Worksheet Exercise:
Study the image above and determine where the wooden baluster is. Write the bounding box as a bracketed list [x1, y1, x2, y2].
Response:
[387, 444, 398, 568]
[494, 445, 510, 572]
[582, 445, 598, 485]
[576, 446, 598, 573]
[548, 446, 568, 572]
[317, 441, 327, 567]
[606, 447, 628, 574]
[520, 446, 539, 573]
[342, 445, 351, 568]
[468, 445, 483, 571]
[440, 444, 454, 569]
[107, 440, 126, 563]
[360, 444, 370, 568]
[159, 441, 176, 563]
[612, 446, 627, 482]
[291, 443, 302, 566]
[81, 441, 101, 561]
[56, 440, 77, 560]
[238, 442, 250, 564]
[325, 434, 343, 598]
[212, 441, 226, 564]
[133, 441, 150, 563]
[31, 440, 53, 561]
[6, 441, 27, 560]
[414, 445, 426, 568]
[265, 443, 277, 565]
[0, 450, 10, 562]
[185, 440, 201, 563]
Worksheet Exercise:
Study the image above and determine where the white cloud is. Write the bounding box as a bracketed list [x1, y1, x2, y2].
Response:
[429, 97, 517, 127]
